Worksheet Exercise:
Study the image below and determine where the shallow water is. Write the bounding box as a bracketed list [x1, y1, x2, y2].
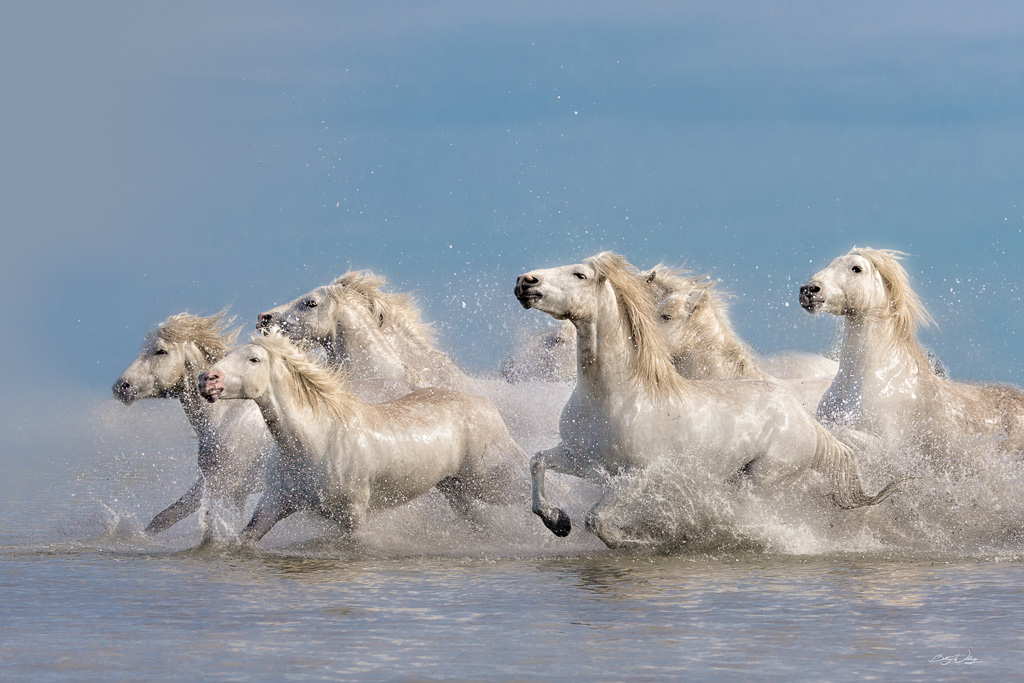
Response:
[3, 389, 1024, 680]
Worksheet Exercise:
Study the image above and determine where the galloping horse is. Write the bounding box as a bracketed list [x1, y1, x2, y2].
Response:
[198, 332, 525, 543]
[112, 311, 273, 541]
[515, 252, 895, 547]
[257, 271, 472, 401]
[800, 247, 1024, 464]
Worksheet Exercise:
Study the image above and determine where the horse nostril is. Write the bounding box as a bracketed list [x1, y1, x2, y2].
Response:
[516, 274, 539, 291]
[808, 283, 821, 294]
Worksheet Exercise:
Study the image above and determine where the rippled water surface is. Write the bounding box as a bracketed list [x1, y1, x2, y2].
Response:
[3, 392, 1024, 680]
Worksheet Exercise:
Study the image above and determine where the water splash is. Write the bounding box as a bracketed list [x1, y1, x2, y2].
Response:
[19, 380, 1024, 560]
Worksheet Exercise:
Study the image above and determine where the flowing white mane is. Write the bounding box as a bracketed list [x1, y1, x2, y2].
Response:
[852, 247, 936, 370]
[155, 310, 238, 367]
[252, 332, 359, 422]
[326, 270, 437, 344]
[587, 252, 685, 400]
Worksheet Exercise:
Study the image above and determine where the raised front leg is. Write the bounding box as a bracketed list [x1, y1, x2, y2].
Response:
[531, 445, 576, 537]
[239, 491, 297, 544]
[145, 477, 204, 535]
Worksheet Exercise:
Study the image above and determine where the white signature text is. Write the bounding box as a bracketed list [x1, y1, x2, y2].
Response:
[930, 650, 979, 666]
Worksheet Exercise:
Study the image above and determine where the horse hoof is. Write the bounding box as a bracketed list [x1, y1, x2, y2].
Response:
[543, 508, 572, 537]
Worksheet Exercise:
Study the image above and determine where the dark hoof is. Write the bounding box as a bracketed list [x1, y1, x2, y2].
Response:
[542, 508, 572, 537]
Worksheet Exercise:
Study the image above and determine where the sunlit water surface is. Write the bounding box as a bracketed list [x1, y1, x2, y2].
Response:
[2, 385, 1023, 680]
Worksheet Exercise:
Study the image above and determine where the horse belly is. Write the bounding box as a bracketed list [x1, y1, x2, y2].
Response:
[362, 429, 467, 510]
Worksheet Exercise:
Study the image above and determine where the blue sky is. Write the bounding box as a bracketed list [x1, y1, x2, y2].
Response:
[3, 2, 1024, 399]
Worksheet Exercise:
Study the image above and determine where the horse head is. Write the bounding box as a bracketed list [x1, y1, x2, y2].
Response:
[800, 249, 892, 318]
[257, 284, 342, 349]
[198, 342, 271, 404]
[515, 260, 608, 322]
[114, 311, 235, 405]
[801, 248, 934, 335]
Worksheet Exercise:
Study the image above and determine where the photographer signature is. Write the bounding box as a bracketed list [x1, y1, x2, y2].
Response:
[930, 650, 979, 665]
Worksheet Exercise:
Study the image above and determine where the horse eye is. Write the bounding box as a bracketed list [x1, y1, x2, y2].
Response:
[574, 272, 587, 280]
[154, 349, 168, 356]
[249, 357, 261, 364]
[304, 299, 318, 308]
[851, 266, 863, 274]
[661, 314, 674, 321]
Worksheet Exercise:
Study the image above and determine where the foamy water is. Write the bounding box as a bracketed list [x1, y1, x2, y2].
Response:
[3, 382, 1024, 679]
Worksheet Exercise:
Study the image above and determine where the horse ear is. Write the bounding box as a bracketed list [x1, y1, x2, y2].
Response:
[645, 269, 658, 285]
[685, 289, 706, 313]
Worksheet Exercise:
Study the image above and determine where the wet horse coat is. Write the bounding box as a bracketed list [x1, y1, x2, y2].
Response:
[515, 252, 894, 548]
[199, 332, 525, 542]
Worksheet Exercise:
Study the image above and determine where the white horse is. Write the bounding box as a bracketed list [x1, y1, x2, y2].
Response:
[256, 271, 471, 401]
[499, 320, 577, 383]
[645, 265, 836, 412]
[649, 265, 841, 379]
[515, 252, 895, 547]
[112, 311, 273, 541]
[800, 247, 1024, 464]
[197, 332, 525, 543]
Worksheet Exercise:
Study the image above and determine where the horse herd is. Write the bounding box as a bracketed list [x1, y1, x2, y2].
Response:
[112, 247, 1024, 549]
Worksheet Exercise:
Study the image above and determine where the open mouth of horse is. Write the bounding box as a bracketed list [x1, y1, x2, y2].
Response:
[799, 292, 822, 311]
[197, 373, 224, 403]
[514, 281, 543, 308]
[515, 291, 542, 309]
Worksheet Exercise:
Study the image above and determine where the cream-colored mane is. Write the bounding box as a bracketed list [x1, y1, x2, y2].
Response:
[852, 248, 936, 371]
[155, 310, 238, 368]
[326, 270, 436, 343]
[253, 332, 359, 422]
[587, 252, 685, 400]
[653, 270, 766, 381]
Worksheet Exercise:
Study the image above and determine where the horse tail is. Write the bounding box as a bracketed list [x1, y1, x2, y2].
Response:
[811, 422, 899, 509]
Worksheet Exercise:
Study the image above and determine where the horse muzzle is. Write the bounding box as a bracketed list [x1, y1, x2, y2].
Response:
[197, 371, 224, 403]
[256, 311, 285, 333]
[514, 274, 542, 309]
[112, 379, 138, 405]
[799, 282, 824, 312]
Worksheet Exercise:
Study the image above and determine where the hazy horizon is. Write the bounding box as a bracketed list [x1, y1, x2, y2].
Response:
[3, 2, 1023, 401]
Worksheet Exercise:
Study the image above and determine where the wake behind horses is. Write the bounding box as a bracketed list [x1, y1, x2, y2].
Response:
[109, 247, 1024, 551]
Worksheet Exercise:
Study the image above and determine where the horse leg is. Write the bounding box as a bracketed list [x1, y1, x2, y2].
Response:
[531, 446, 574, 537]
[145, 477, 204, 535]
[239, 491, 296, 544]
[437, 476, 484, 528]
[584, 491, 629, 549]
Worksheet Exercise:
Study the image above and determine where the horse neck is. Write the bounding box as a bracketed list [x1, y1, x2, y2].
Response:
[573, 295, 644, 401]
[330, 320, 417, 383]
[253, 363, 359, 458]
[837, 313, 922, 383]
[177, 364, 220, 443]
[333, 319, 461, 389]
